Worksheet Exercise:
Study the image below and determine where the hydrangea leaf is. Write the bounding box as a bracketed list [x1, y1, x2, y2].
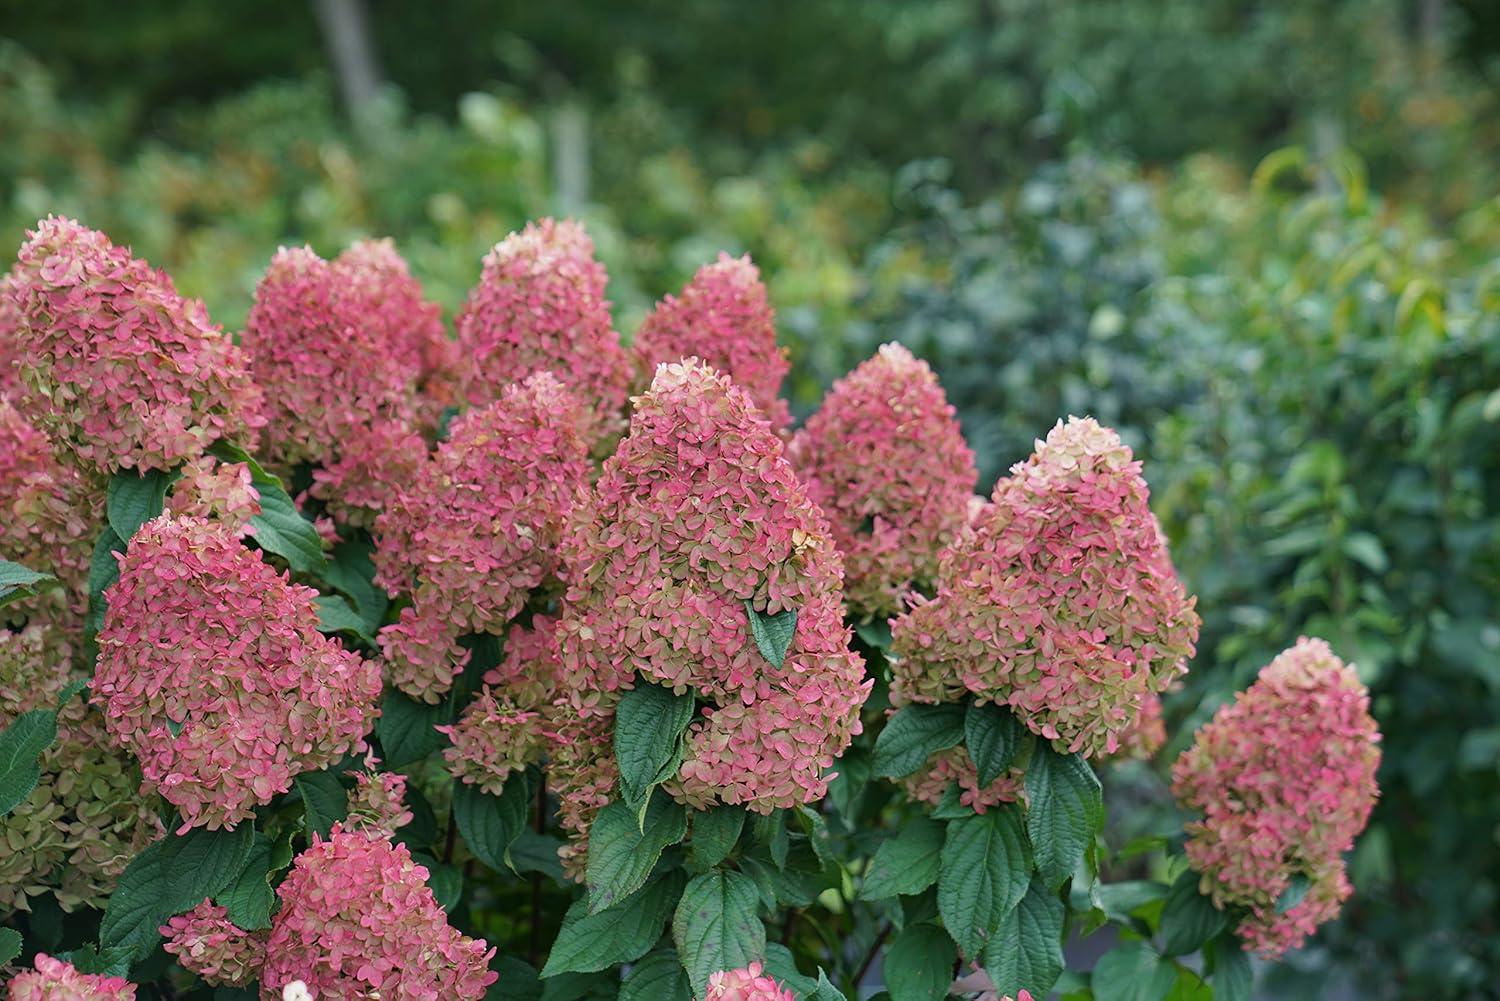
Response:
[614, 681, 695, 808]
[0, 708, 59, 816]
[105, 468, 171, 543]
[1160, 869, 1230, 957]
[965, 700, 1030, 787]
[376, 687, 449, 767]
[673, 869, 767, 996]
[0, 559, 59, 609]
[744, 600, 798, 668]
[690, 804, 746, 870]
[314, 594, 374, 642]
[858, 815, 945, 901]
[872, 703, 965, 779]
[586, 791, 688, 913]
[1025, 743, 1103, 889]
[210, 441, 327, 575]
[938, 806, 1032, 957]
[0, 927, 19, 967]
[541, 870, 685, 977]
[983, 878, 1066, 1000]
[295, 769, 349, 840]
[1090, 940, 1178, 1001]
[885, 922, 958, 1001]
[618, 947, 693, 1001]
[1208, 936, 1254, 1001]
[453, 770, 532, 874]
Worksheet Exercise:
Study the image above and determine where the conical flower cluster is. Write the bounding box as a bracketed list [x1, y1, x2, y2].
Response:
[160, 900, 267, 988]
[1172, 637, 1381, 956]
[6, 217, 263, 474]
[558, 359, 869, 823]
[93, 515, 383, 830]
[6, 954, 136, 999]
[632, 253, 790, 430]
[454, 218, 630, 444]
[374, 372, 590, 702]
[790, 343, 977, 617]
[259, 825, 497, 999]
[702, 963, 796, 1001]
[891, 417, 1199, 758]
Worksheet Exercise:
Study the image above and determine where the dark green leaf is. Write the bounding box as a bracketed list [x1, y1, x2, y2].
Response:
[965, 701, 1029, 787]
[314, 594, 374, 642]
[218, 836, 277, 931]
[98, 839, 170, 959]
[674, 869, 766, 996]
[691, 805, 746, 869]
[614, 681, 695, 806]
[324, 537, 389, 634]
[163, 824, 256, 914]
[1095, 880, 1170, 924]
[1159, 870, 1229, 957]
[510, 828, 566, 882]
[1025, 743, 1102, 889]
[106, 468, 170, 542]
[454, 772, 532, 872]
[413, 852, 463, 911]
[1208, 936, 1253, 1001]
[873, 703, 965, 779]
[1091, 940, 1178, 1001]
[0, 927, 20, 967]
[62, 943, 132, 976]
[377, 687, 449, 767]
[541, 870, 684, 977]
[745, 600, 798, 668]
[753, 810, 789, 869]
[762, 942, 822, 996]
[586, 790, 688, 912]
[0, 558, 59, 608]
[618, 947, 692, 1001]
[295, 769, 348, 839]
[84, 527, 124, 647]
[212, 442, 327, 575]
[808, 970, 849, 1000]
[885, 923, 956, 1001]
[491, 956, 543, 1001]
[983, 878, 1065, 1000]
[0, 708, 59, 816]
[938, 807, 1032, 957]
[859, 815, 945, 900]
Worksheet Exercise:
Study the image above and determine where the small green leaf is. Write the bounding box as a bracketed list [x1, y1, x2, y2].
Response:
[1276, 873, 1311, 914]
[377, 687, 449, 767]
[1208, 936, 1253, 1001]
[885, 923, 957, 1001]
[315, 594, 374, 642]
[61, 943, 132, 977]
[295, 769, 348, 839]
[858, 815, 945, 900]
[106, 468, 170, 542]
[614, 681, 695, 806]
[938, 806, 1032, 957]
[691, 805, 746, 869]
[618, 947, 693, 1001]
[0, 708, 59, 815]
[211, 441, 327, 575]
[454, 772, 532, 873]
[84, 527, 124, 648]
[744, 600, 798, 668]
[965, 701, 1029, 787]
[0, 558, 60, 608]
[807, 970, 849, 1000]
[324, 537, 389, 634]
[1091, 940, 1178, 1001]
[541, 870, 684, 977]
[873, 703, 966, 779]
[1024, 743, 1103, 889]
[1159, 870, 1229, 957]
[983, 878, 1065, 999]
[762, 942, 823, 996]
[586, 790, 688, 912]
[218, 836, 277, 931]
[0, 927, 20, 966]
[674, 869, 767, 996]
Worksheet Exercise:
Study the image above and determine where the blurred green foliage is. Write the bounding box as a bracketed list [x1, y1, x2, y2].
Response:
[2, 2, 1499, 996]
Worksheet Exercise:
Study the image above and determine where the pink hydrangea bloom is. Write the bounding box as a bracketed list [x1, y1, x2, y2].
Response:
[1103, 691, 1167, 763]
[702, 962, 795, 1001]
[890, 417, 1200, 759]
[346, 757, 414, 837]
[374, 372, 589, 702]
[443, 616, 561, 795]
[1172, 637, 1381, 957]
[260, 824, 497, 999]
[165, 456, 261, 537]
[1, 267, 23, 397]
[308, 418, 430, 531]
[558, 359, 869, 823]
[633, 253, 791, 430]
[93, 516, 383, 831]
[0, 624, 161, 917]
[160, 900, 267, 987]
[242, 245, 421, 473]
[6, 954, 136, 999]
[6, 217, 263, 474]
[900, 745, 1025, 815]
[454, 218, 630, 445]
[790, 343, 977, 617]
[546, 706, 619, 882]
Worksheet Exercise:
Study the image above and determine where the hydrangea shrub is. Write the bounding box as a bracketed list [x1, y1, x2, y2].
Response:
[0, 216, 1381, 1000]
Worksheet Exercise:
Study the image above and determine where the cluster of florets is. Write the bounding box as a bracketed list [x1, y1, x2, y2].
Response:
[374, 372, 590, 702]
[259, 825, 497, 999]
[0, 398, 92, 620]
[632, 254, 791, 431]
[1172, 637, 1381, 957]
[454, 218, 630, 445]
[346, 757, 415, 837]
[164, 456, 261, 537]
[1104, 691, 1166, 763]
[891, 417, 1200, 759]
[160, 900, 267, 987]
[0, 624, 160, 917]
[558, 360, 869, 824]
[702, 962, 796, 1001]
[93, 515, 383, 830]
[546, 707, 619, 881]
[5, 954, 137, 999]
[790, 343, 978, 617]
[0, 268, 23, 396]
[900, 745, 1026, 814]
[5, 217, 263, 474]
[443, 616, 562, 793]
[309, 418, 430, 530]
[241, 245, 423, 475]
